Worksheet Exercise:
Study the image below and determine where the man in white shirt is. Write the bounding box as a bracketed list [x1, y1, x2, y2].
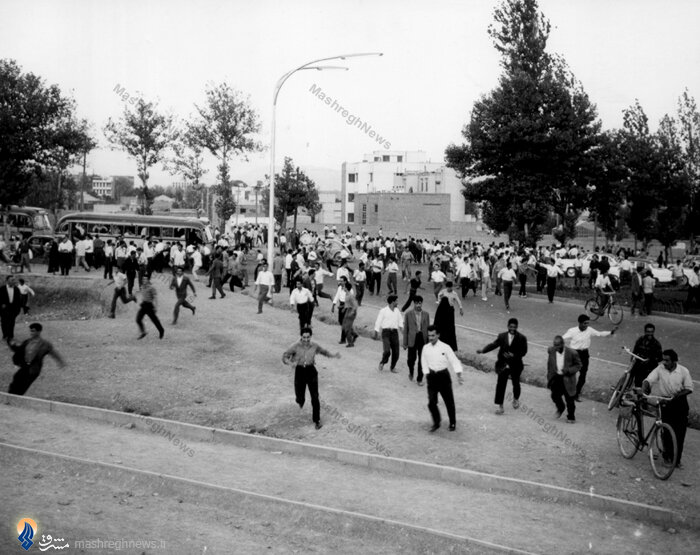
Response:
[594, 269, 614, 314]
[685, 265, 699, 310]
[374, 295, 403, 372]
[643, 349, 693, 468]
[289, 279, 315, 333]
[254, 260, 275, 314]
[430, 268, 446, 300]
[562, 314, 616, 401]
[421, 325, 463, 432]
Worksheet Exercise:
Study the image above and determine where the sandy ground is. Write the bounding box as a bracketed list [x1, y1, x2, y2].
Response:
[1, 270, 698, 551]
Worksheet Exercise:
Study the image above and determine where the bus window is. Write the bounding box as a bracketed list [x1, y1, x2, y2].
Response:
[57, 221, 71, 235]
[148, 226, 161, 238]
[122, 224, 136, 235]
[110, 224, 123, 236]
[160, 227, 174, 239]
[90, 224, 110, 235]
[33, 214, 51, 231]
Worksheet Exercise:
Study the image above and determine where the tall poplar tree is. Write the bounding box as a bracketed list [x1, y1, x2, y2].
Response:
[445, 0, 601, 245]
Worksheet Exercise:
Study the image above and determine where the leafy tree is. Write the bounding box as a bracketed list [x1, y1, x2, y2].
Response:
[189, 83, 263, 223]
[619, 100, 661, 249]
[445, 0, 601, 245]
[676, 89, 700, 248]
[0, 59, 87, 236]
[104, 97, 176, 214]
[654, 114, 692, 257]
[113, 176, 135, 201]
[260, 157, 320, 232]
[587, 130, 627, 242]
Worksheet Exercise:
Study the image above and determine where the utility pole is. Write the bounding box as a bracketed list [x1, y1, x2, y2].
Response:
[80, 151, 87, 211]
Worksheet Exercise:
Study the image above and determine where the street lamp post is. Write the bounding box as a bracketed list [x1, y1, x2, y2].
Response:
[266, 52, 383, 266]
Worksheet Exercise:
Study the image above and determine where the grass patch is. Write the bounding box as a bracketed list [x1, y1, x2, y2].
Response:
[20, 276, 108, 321]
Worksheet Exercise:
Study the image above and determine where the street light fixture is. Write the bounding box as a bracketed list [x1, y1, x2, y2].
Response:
[266, 52, 383, 266]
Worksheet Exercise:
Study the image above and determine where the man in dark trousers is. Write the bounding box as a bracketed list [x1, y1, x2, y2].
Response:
[421, 325, 463, 432]
[8, 323, 65, 395]
[403, 295, 430, 386]
[170, 266, 197, 325]
[122, 250, 140, 297]
[136, 276, 164, 340]
[0, 275, 23, 344]
[477, 317, 528, 414]
[643, 349, 693, 469]
[547, 335, 582, 423]
[282, 326, 340, 430]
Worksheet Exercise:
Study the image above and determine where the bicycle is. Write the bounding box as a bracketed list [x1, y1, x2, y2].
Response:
[585, 291, 624, 325]
[616, 387, 677, 480]
[608, 347, 647, 410]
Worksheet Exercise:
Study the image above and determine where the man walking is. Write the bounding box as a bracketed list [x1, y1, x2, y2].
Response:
[207, 253, 226, 299]
[643, 349, 693, 469]
[477, 317, 528, 414]
[401, 270, 423, 312]
[289, 279, 315, 333]
[254, 260, 275, 314]
[547, 335, 582, 423]
[341, 281, 359, 348]
[562, 314, 615, 401]
[136, 276, 164, 340]
[8, 323, 65, 395]
[282, 326, 340, 430]
[170, 267, 197, 325]
[374, 295, 403, 373]
[0, 275, 22, 344]
[403, 296, 430, 386]
[421, 325, 463, 432]
[630, 323, 663, 387]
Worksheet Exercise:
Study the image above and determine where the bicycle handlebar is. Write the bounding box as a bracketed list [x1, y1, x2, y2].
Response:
[621, 347, 647, 362]
[629, 387, 673, 403]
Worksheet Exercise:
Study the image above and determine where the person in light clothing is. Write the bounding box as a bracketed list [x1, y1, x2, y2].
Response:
[643, 349, 693, 468]
[374, 295, 403, 372]
[562, 314, 616, 401]
[254, 260, 275, 314]
[421, 325, 463, 432]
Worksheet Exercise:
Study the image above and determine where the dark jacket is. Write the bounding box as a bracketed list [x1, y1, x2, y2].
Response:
[403, 308, 430, 348]
[547, 346, 582, 396]
[0, 285, 22, 318]
[480, 331, 528, 374]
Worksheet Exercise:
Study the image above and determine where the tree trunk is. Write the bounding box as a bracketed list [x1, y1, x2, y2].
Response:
[293, 207, 298, 233]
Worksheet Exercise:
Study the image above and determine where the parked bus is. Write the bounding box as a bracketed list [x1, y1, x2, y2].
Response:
[0, 206, 53, 238]
[55, 212, 213, 245]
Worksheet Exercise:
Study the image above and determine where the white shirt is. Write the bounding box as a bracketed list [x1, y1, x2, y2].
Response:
[562, 326, 612, 350]
[645, 363, 694, 397]
[332, 286, 348, 306]
[255, 270, 275, 287]
[58, 240, 73, 253]
[289, 287, 314, 306]
[555, 350, 565, 374]
[431, 270, 446, 283]
[336, 266, 351, 283]
[595, 274, 612, 290]
[374, 306, 403, 333]
[353, 269, 366, 283]
[420, 340, 463, 374]
[689, 271, 699, 287]
[498, 268, 517, 282]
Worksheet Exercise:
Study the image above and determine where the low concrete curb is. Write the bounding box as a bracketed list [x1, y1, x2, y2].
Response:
[3, 392, 697, 531]
[0, 442, 528, 555]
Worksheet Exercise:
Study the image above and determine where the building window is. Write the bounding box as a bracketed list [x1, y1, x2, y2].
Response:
[348, 173, 356, 183]
[348, 193, 354, 202]
[374, 156, 381, 162]
[369, 173, 373, 182]
[347, 213, 354, 223]
[397, 155, 403, 162]
[374, 204, 378, 213]
[382, 155, 390, 162]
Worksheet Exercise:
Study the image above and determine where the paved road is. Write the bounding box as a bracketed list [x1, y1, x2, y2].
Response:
[349, 272, 700, 385]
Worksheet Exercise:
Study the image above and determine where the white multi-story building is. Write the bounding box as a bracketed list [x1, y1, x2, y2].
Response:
[92, 177, 115, 198]
[340, 150, 474, 224]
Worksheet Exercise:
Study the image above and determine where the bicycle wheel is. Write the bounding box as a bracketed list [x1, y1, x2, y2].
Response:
[608, 302, 624, 325]
[584, 298, 601, 321]
[616, 413, 640, 458]
[608, 374, 631, 411]
[649, 423, 677, 480]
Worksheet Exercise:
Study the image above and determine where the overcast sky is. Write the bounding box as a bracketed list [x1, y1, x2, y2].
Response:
[2, 0, 699, 189]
